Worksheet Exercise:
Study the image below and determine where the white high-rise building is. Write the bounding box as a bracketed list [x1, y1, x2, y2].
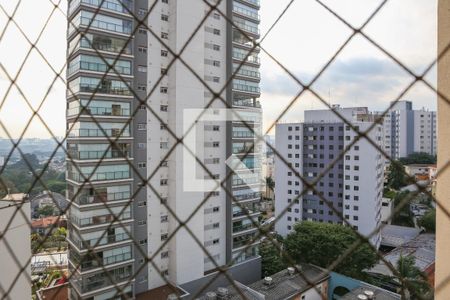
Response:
[381, 100, 437, 159]
[66, 0, 262, 299]
[275, 106, 384, 248]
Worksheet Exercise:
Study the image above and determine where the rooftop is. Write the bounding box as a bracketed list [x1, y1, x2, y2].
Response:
[340, 286, 400, 300]
[369, 234, 435, 277]
[1, 193, 28, 202]
[31, 216, 66, 228]
[380, 224, 421, 248]
[198, 264, 329, 300]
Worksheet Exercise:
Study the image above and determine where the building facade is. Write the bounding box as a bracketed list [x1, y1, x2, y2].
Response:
[382, 100, 437, 160]
[274, 106, 384, 248]
[66, 0, 262, 299]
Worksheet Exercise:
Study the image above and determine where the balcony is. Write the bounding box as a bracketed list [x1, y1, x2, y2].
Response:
[72, 265, 132, 294]
[233, 6, 260, 22]
[69, 0, 132, 16]
[234, 68, 260, 81]
[79, 16, 132, 35]
[72, 106, 130, 117]
[72, 191, 131, 205]
[232, 83, 260, 94]
[232, 51, 260, 65]
[70, 250, 132, 272]
[71, 210, 131, 228]
[238, 0, 260, 8]
[232, 223, 257, 234]
[68, 149, 130, 160]
[69, 232, 131, 251]
[68, 128, 130, 138]
[68, 170, 130, 182]
[69, 61, 132, 76]
[234, 22, 260, 37]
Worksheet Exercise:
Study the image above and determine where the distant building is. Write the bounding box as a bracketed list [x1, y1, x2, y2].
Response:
[197, 264, 330, 300]
[30, 191, 67, 218]
[380, 100, 437, 159]
[0, 193, 31, 300]
[369, 233, 435, 287]
[31, 215, 67, 235]
[404, 163, 437, 182]
[275, 106, 384, 248]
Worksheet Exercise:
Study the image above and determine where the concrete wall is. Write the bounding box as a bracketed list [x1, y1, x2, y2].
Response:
[436, 1, 450, 298]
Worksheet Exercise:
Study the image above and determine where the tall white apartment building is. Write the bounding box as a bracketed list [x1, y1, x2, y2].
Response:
[382, 100, 437, 159]
[275, 106, 384, 248]
[66, 0, 262, 299]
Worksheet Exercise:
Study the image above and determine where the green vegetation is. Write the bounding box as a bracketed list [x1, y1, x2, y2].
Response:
[386, 160, 407, 190]
[260, 222, 378, 281]
[396, 255, 432, 299]
[418, 209, 436, 233]
[391, 191, 414, 227]
[38, 205, 55, 217]
[0, 154, 65, 198]
[399, 152, 436, 165]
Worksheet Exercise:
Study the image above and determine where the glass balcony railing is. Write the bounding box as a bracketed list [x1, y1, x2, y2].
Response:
[68, 128, 130, 138]
[71, 211, 131, 227]
[234, 22, 260, 35]
[68, 106, 130, 117]
[69, 232, 131, 250]
[233, 6, 260, 21]
[70, 0, 132, 16]
[71, 191, 131, 205]
[80, 16, 132, 34]
[233, 223, 257, 233]
[233, 83, 260, 94]
[232, 130, 256, 138]
[240, 0, 260, 7]
[70, 251, 132, 272]
[68, 149, 130, 160]
[232, 51, 260, 64]
[72, 265, 132, 294]
[235, 68, 260, 79]
[68, 170, 130, 182]
[69, 61, 131, 76]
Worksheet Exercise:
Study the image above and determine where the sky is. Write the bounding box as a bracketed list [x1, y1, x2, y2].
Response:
[0, 0, 438, 139]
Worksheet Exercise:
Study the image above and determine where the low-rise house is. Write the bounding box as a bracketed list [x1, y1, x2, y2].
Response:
[31, 216, 67, 235]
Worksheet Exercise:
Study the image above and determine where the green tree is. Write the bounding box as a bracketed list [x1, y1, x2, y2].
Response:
[396, 255, 431, 299]
[38, 205, 54, 217]
[399, 152, 436, 165]
[260, 240, 286, 277]
[284, 222, 377, 280]
[265, 176, 275, 200]
[418, 209, 435, 232]
[387, 160, 407, 190]
[392, 191, 414, 227]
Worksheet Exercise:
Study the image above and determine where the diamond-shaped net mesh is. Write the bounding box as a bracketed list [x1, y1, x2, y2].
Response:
[0, 0, 447, 299]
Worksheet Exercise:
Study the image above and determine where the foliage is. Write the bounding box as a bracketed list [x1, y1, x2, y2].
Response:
[283, 222, 378, 280]
[260, 240, 286, 277]
[399, 152, 436, 165]
[38, 205, 54, 217]
[0, 155, 65, 197]
[387, 161, 407, 190]
[418, 209, 435, 232]
[391, 191, 414, 227]
[396, 255, 431, 298]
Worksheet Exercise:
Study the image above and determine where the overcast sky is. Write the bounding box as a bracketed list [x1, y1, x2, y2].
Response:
[0, 0, 437, 138]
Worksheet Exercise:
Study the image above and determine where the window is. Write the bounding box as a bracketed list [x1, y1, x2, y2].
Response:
[213, 223, 220, 228]
[161, 14, 168, 21]
[162, 0, 168, 3]
[138, 143, 146, 149]
[213, 44, 220, 51]
[213, 29, 220, 35]
[161, 251, 169, 259]
[139, 104, 146, 110]
[161, 234, 168, 241]
[213, 76, 220, 83]
[138, 27, 147, 34]
[139, 239, 147, 245]
[161, 49, 168, 57]
[160, 105, 168, 112]
[161, 68, 167, 76]
[213, 142, 220, 147]
[138, 220, 146, 226]
[138, 162, 146, 168]
[138, 8, 147, 15]
[213, 60, 220, 67]
[138, 201, 146, 207]
[138, 65, 147, 73]
[213, 12, 220, 19]
[137, 84, 146, 91]
[212, 239, 219, 245]
[161, 32, 168, 39]
[161, 215, 168, 222]
[160, 179, 168, 185]
[213, 125, 220, 131]
[137, 123, 146, 130]
[213, 206, 220, 212]
[138, 46, 147, 53]
[160, 160, 168, 167]
[160, 87, 168, 93]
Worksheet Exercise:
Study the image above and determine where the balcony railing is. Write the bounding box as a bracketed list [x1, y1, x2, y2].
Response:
[234, 22, 260, 36]
[80, 16, 132, 34]
[232, 83, 260, 94]
[71, 211, 131, 228]
[69, 232, 131, 250]
[68, 149, 129, 160]
[233, 6, 260, 21]
[68, 170, 130, 182]
[70, 251, 132, 272]
[70, 0, 132, 15]
[77, 84, 132, 96]
[73, 266, 132, 294]
[232, 131, 256, 138]
[233, 223, 257, 233]
[70, 61, 131, 76]
[68, 128, 130, 138]
[235, 68, 260, 80]
[232, 51, 260, 64]
[72, 191, 131, 205]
